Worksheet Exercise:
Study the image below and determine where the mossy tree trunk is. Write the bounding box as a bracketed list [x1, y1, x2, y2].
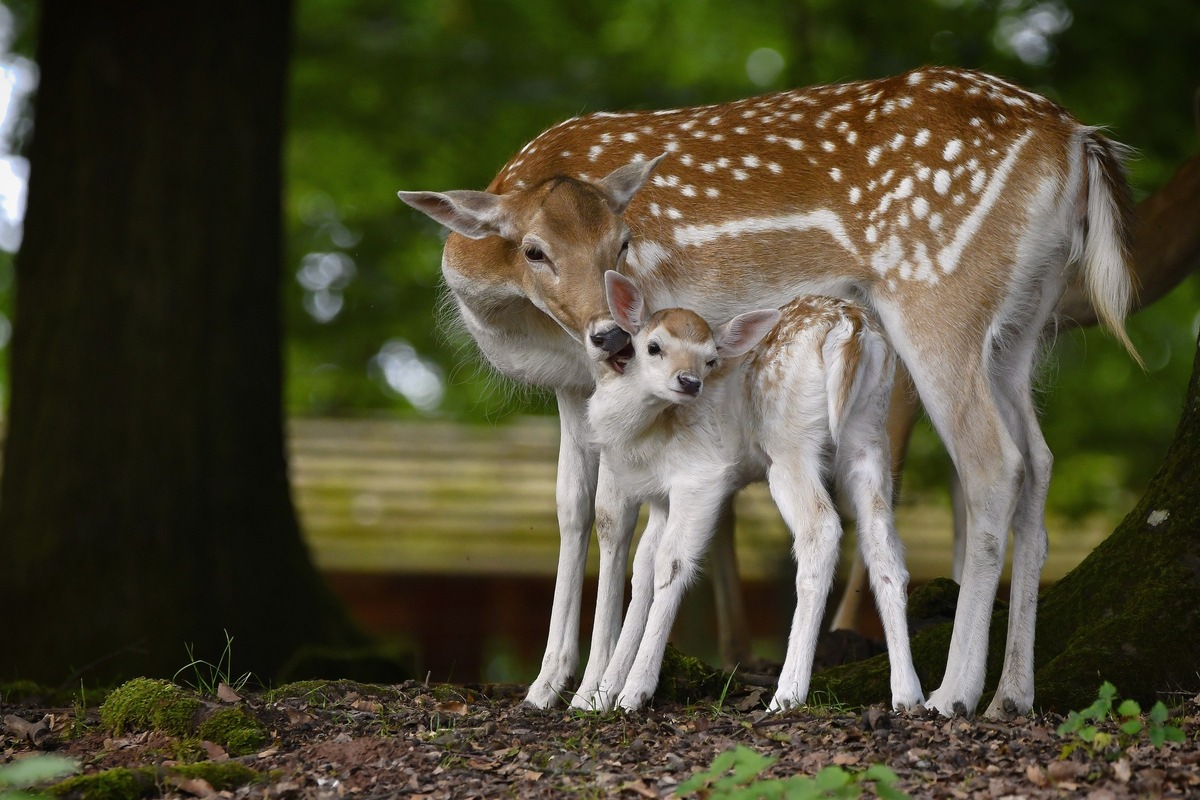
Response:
[0, 1, 362, 685]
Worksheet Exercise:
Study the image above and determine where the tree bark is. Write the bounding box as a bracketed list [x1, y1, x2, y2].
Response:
[0, 1, 363, 685]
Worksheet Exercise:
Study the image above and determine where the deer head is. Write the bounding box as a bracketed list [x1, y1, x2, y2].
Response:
[398, 155, 666, 364]
[603, 271, 779, 403]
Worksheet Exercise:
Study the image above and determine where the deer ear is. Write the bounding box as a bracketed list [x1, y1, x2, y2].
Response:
[715, 310, 781, 358]
[605, 270, 645, 334]
[598, 153, 666, 214]
[397, 190, 513, 240]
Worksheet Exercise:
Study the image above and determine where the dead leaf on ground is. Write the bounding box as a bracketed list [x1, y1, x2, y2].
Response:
[436, 700, 469, 715]
[216, 682, 242, 704]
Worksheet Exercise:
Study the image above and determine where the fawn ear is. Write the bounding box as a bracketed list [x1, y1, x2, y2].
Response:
[605, 270, 645, 334]
[398, 190, 513, 240]
[598, 153, 666, 214]
[715, 309, 781, 358]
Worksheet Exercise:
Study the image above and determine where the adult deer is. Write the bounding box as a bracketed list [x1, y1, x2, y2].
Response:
[398, 66, 1138, 718]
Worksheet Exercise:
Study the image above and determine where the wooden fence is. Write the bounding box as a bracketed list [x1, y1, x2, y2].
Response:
[289, 416, 1114, 584]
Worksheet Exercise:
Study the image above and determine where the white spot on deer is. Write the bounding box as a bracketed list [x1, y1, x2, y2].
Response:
[829, 167, 842, 182]
[705, 187, 720, 198]
[768, 162, 782, 174]
[708, 116, 722, 126]
[933, 169, 951, 195]
[845, 130, 858, 145]
[867, 146, 883, 166]
[588, 145, 604, 162]
[667, 207, 683, 220]
[716, 157, 731, 169]
[732, 169, 748, 181]
[560, 150, 573, 158]
[917, 166, 931, 181]
[822, 141, 835, 152]
[894, 176, 914, 200]
[625, 240, 669, 275]
[970, 170, 987, 193]
[899, 96, 914, 108]
[907, 71, 924, 85]
[912, 196, 929, 219]
[849, 186, 862, 204]
[649, 202, 662, 217]
[680, 120, 697, 131]
[943, 139, 963, 161]
[880, 169, 895, 187]
[953, 193, 966, 206]
[665, 141, 682, 154]
[995, 114, 1007, 125]
[620, 132, 638, 143]
[816, 111, 831, 128]
[785, 138, 804, 150]
[701, 162, 716, 174]
[937, 129, 1033, 274]
[674, 209, 858, 256]
[913, 129, 931, 147]
[865, 225, 879, 244]
[600, 133, 613, 144]
[870, 234, 903, 274]
[681, 185, 697, 198]
[929, 212, 943, 231]
[734, 126, 748, 135]
[711, 134, 726, 142]
[890, 133, 906, 150]
[679, 153, 693, 166]
[742, 155, 761, 168]
[898, 211, 911, 229]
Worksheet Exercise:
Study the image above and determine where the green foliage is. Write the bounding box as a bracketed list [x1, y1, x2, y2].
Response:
[195, 708, 270, 757]
[48, 763, 261, 800]
[172, 630, 255, 696]
[0, 755, 78, 800]
[677, 745, 908, 799]
[1056, 681, 1186, 759]
[97, 678, 200, 738]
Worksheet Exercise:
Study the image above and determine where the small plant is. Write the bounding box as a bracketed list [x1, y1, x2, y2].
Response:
[173, 630, 255, 696]
[677, 744, 909, 799]
[1056, 681, 1185, 759]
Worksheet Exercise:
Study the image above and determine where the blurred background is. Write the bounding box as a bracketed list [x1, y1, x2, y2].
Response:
[0, 0, 1195, 684]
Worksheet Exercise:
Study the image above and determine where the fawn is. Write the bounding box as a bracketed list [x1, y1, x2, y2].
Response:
[578, 271, 923, 712]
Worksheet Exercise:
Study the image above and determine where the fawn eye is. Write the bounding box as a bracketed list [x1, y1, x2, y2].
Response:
[618, 240, 630, 261]
[524, 245, 546, 263]
[647, 342, 661, 356]
[706, 358, 717, 368]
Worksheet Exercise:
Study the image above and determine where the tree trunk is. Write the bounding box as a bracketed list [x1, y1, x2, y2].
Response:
[0, 1, 363, 685]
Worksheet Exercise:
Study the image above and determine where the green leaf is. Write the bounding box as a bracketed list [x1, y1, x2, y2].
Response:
[1079, 725, 1098, 743]
[1117, 699, 1141, 718]
[1120, 719, 1143, 736]
[812, 766, 852, 791]
[1164, 726, 1186, 743]
[1149, 701, 1170, 725]
[1098, 681, 1117, 701]
[1149, 726, 1166, 748]
[876, 783, 913, 800]
[864, 764, 900, 784]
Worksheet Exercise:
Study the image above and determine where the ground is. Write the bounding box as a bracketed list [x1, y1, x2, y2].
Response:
[3, 670, 1199, 799]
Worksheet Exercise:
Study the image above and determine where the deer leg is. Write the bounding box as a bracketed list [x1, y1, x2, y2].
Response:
[571, 460, 639, 708]
[836, 390, 924, 711]
[617, 489, 727, 712]
[585, 500, 669, 711]
[766, 455, 843, 711]
[710, 498, 751, 668]
[526, 391, 598, 708]
[831, 364, 920, 632]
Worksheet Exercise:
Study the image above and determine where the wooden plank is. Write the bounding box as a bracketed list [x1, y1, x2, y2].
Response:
[288, 418, 1116, 583]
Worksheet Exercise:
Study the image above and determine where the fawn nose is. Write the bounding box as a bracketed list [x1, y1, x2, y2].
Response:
[590, 326, 631, 356]
[676, 373, 702, 396]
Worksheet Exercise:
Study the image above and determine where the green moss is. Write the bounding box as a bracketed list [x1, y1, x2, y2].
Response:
[196, 707, 269, 757]
[654, 644, 733, 704]
[264, 678, 406, 706]
[0, 679, 53, 703]
[51, 766, 155, 800]
[171, 761, 261, 790]
[98, 678, 200, 737]
[51, 763, 261, 800]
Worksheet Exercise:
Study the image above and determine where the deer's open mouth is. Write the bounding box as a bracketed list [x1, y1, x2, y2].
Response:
[606, 343, 634, 374]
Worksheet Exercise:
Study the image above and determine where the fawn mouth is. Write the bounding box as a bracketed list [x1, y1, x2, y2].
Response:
[605, 343, 634, 374]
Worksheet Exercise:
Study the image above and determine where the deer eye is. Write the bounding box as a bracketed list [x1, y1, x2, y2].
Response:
[524, 245, 546, 263]
[618, 240, 630, 261]
[647, 341, 661, 356]
[706, 358, 717, 368]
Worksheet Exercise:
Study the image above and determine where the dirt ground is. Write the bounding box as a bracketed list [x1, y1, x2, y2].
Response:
[4, 668, 1200, 800]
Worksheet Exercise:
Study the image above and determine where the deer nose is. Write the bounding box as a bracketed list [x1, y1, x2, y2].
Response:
[677, 373, 702, 396]
[590, 326, 631, 356]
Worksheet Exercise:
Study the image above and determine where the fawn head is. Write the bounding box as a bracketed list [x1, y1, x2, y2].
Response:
[603, 271, 779, 403]
[398, 155, 666, 363]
